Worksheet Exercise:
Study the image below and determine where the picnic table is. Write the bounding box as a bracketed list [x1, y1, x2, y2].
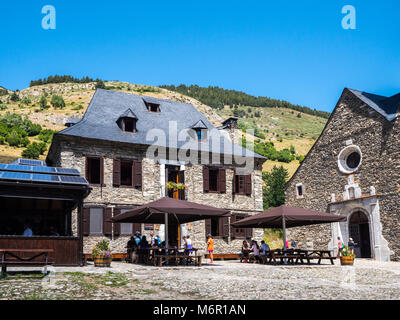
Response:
[1, 249, 54, 278]
[146, 247, 202, 267]
[259, 249, 336, 265]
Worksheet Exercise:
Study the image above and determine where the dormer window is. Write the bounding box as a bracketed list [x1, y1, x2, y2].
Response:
[191, 120, 208, 141]
[146, 102, 160, 112]
[117, 108, 138, 133]
[121, 117, 136, 133]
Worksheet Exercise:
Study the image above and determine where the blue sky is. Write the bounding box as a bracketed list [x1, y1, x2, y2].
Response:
[0, 0, 399, 112]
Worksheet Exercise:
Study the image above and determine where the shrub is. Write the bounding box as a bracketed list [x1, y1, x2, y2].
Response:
[72, 104, 83, 110]
[6, 131, 22, 147]
[21, 97, 32, 105]
[0, 104, 7, 111]
[39, 96, 49, 109]
[10, 92, 20, 102]
[26, 123, 42, 136]
[0, 88, 8, 96]
[22, 144, 40, 159]
[95, 80, 106, 89]
[0, 136, 5, 144]
[38, 129, 55, 143]
[50, 95, 66, 109]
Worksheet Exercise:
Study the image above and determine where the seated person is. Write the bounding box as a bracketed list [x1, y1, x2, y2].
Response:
[49, 226, 60, 236]
[260, 240, 270, 255]
[249, 240, 260, 262]
[240, 240, 250, 262]
[127, 236, 138, 263]
[134, 231, 141, 245]
[23, 223, 34, 237]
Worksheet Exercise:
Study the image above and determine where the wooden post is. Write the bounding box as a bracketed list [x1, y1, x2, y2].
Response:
[282, 216, 287, 265]
[77, 199, 84, 267]
[165, 212, 169, 254]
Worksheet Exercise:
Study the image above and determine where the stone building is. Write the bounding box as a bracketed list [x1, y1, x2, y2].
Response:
[47, 89, 266, 256]
[285, 88, 400, 261]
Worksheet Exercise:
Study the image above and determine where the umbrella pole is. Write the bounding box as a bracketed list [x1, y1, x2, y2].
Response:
[165, 212, 169, 255]
[282, 216, 287, 265]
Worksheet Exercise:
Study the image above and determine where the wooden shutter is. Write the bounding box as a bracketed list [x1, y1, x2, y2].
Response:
[232, 169, 236, 194]
[113, 159, 121, 187]
[100, 157, 105, 186]
[218, 168, 226, 193]
[222, 217, 229, 238]
[113, 208, 121, 236]
[245, 174, 252, 196]
[230, 215, 237, 239]
[103, 208, 112, 236]
[85, 157, 90, 182]
[203, 166, 209, 192]
[83, 207, 90, 236]
[205, 219, 211, 237]
[133, 160, 142, 188]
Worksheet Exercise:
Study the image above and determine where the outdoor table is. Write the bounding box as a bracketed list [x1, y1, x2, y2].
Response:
[153, 247, 201, 267]
[306, 250, 336, 265]
[1, 249, 54, 278]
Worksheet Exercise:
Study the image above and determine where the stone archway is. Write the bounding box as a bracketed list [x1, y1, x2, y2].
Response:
[349, 210, 371, 258]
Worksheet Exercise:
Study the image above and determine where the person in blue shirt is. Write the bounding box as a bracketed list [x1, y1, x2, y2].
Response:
[291, 239, 296, 249]
[260, 240, 270, 255]
[23, 223, 33, 236]
[134, 231, 141, 245]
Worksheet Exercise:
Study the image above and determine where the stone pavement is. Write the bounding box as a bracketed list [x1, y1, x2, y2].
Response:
[1, 259, 400, 300]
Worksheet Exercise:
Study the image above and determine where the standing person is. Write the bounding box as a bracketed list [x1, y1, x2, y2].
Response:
[337, 236, 344, 257]
[348, 238, 356, 254]
[207, 234, 214, 263]
[149, 231, 156, 246]
[291, 239, 296, 249]
[185, 235, 193, 254]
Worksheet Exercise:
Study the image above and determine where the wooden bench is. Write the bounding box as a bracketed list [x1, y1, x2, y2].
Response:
[1, 249, 54, 278]
[204, 253, 240, 260]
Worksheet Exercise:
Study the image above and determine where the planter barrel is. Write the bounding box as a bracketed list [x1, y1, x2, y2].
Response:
[340, 256, 354, 266]
[93, 256, 112, 267]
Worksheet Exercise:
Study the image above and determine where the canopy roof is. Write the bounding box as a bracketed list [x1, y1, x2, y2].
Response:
[112, 197, 231, 224]
[231, 205, 346, 228]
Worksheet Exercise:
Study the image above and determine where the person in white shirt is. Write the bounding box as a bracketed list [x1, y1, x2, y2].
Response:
[249, 240, 260, 262]
[23, 224, 33, 236]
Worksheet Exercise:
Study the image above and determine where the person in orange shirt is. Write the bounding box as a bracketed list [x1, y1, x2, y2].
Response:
[207, 234, 214, 263]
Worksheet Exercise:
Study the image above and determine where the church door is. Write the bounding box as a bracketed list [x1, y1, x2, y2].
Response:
[349, 211, 371, 258]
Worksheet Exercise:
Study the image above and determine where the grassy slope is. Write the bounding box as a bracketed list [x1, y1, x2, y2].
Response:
[0, 81, 326, 179]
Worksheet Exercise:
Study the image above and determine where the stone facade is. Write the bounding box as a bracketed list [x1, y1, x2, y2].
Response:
[50, 136, 265, 255]
[285, 88, 400, 261]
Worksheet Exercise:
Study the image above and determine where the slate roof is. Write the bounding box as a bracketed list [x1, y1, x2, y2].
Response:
[119, 108, 138, 119]
[55, 89, 264, 159]
[348, 89, 400, 121]
[64, 117, 81, 126]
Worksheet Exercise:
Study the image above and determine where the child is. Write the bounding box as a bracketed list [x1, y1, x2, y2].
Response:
[337, 236, 344, 257]
[207, 234, 214, 263]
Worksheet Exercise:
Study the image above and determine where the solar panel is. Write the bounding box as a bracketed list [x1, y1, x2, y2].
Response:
[59, 175, 88, 185]
[1, 171, 31, 181]
[55, 168, 80, 175]
[32, 174, 60, 183]
[0, 164, 7, 170]
[32, 166, 57, 174]
[6, 164, 33, 172]
[18, 159, 46, 166]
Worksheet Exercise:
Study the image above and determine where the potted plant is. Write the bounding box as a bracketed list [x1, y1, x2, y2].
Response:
[340, 245, 355, 266]
[166, 181, 185, 191]
[92, 240, 112, 267]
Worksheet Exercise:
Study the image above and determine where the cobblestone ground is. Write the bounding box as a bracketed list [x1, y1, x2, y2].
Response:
[1, 259, 400, 300]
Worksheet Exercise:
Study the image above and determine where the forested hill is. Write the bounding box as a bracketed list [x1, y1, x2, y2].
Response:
[159, 84, 330, 119]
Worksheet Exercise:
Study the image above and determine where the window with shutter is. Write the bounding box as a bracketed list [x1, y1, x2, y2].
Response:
[121, 160, 133, 186]
[244, 174, 252, 196]
[86, 157, 101, 185]
[113, 208, 121, 236]
[89, 207, 103, 235]
[203, 166, 209, 192]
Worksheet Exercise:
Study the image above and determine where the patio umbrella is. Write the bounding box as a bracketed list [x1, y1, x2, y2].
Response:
[231, 205, 346, 252]
[112, 197, 231, 249]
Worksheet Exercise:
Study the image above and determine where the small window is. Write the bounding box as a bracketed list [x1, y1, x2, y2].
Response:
[147, 103, 160, 112]
[120, 208, 133, 235]
[123, 118, 136, 133]
[120, 160, 133, 186]
[234, 216, 245, 237]
[296, 183, 304, 199]
[209, 168, 218, 192]
[234, 175, 245, 194]
[89, 208, 103, 235]
[195, 129, 205, 141]
[86, 157, 101, 184]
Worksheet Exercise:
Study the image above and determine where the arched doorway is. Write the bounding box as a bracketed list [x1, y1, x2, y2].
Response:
[349, 211, 371, 258]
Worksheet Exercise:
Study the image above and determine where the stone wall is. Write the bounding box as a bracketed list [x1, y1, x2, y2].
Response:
[285, 89, 400, 260]
[56, 137, 264, 255]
